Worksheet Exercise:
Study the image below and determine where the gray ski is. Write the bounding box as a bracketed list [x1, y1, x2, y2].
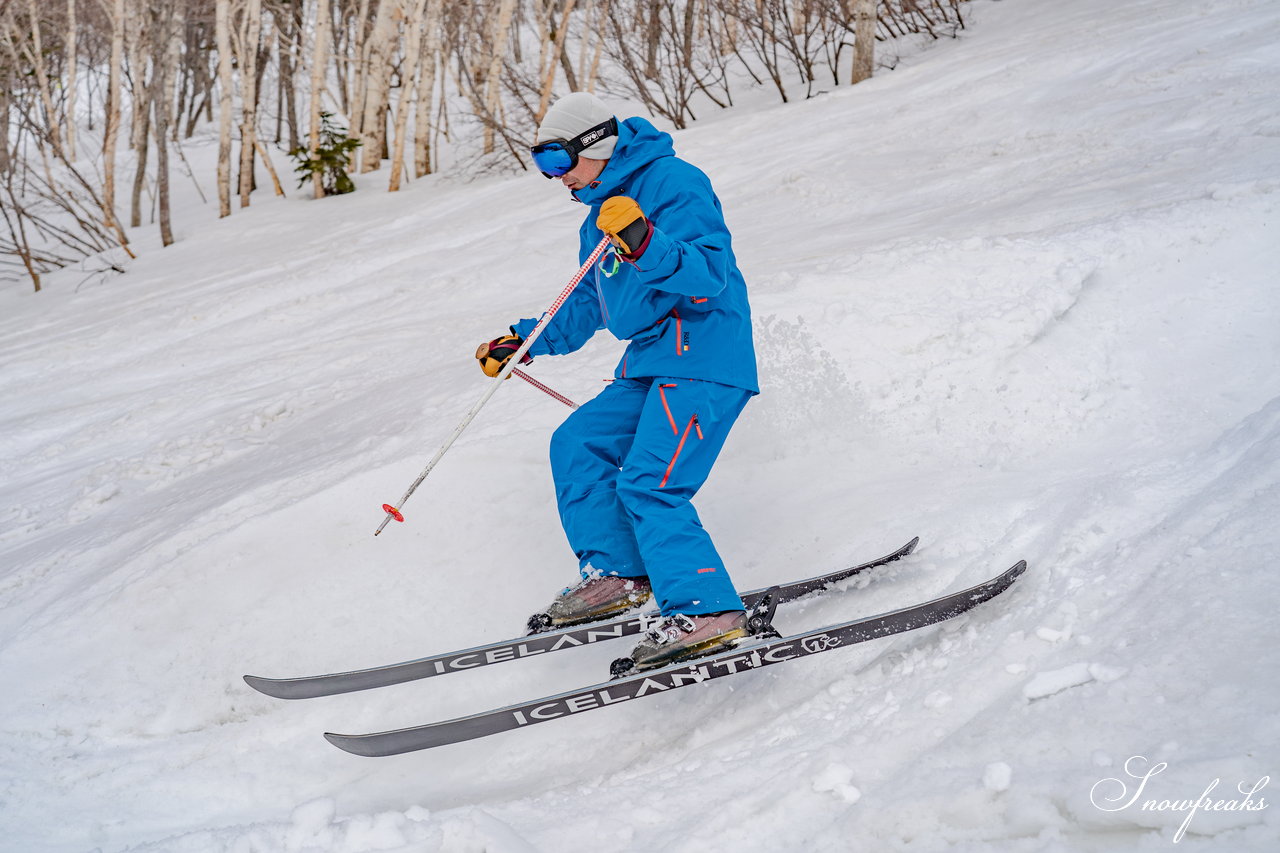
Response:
[324, 558, 1026, 756]
[244, 538, 919, 700]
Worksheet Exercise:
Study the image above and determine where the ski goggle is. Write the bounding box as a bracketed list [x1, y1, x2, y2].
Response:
[530, 117, 618, 178]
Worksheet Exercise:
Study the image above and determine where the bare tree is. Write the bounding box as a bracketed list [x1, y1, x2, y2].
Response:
[482, 0, 518, 153]
[849, 0, 875, 83]
[24, 0, 66, 158]
[151, 0, 180, 245]
[306, 0, 332, 198]
[1, 0, 980, 295]
[129, 59, 154, 229]
[388, 0, 427, 191]
[102, 0, 128, 237]
[533, 0, 577, 124]
[65, 0, 79, 161]
[215, 0, 234, 217]
[0, 10, 130, 291]
[273, 0, 303, 151]
[125, 1, 155, 231]
[605, 0, 719, 128]
[577, 0, 607, 92]
[236, 0, 264, 207]
[714, 0, 792, 103]
[412, 0, 442, 178]
[346, 0, 374, 152]
[358, 0, 402, 172]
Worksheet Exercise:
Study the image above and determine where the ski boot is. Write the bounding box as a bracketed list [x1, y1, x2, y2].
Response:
[609, 587, 780, 677]
[526, 575, 653, 634]
[608, 610, 749, 677]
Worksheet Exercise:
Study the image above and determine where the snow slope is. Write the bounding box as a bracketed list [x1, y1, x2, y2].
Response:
[2, 0, 1279, 850]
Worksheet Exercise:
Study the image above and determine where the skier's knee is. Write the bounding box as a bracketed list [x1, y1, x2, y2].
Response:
[549, 419, 586, 471]
[615, 467, 671, 514]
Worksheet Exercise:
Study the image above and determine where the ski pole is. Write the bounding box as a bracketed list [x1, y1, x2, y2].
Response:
[375, 236, 611, 536]
[511, 367, 578, 410]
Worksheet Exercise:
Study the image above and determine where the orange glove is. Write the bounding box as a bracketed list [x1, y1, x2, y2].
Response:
[475, 333, 530, 377]
[597, 196, 654, 258]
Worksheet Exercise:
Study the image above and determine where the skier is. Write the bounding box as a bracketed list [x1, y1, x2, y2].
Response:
[476, 92, 759, 671]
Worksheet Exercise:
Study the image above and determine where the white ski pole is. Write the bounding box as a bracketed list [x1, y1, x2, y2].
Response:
[375, 236, 611, 536]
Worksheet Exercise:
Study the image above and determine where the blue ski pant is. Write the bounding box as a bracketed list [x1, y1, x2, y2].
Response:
[548, 377, 751, 616]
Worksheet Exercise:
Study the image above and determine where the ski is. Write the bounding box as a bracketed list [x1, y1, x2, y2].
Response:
[324, 558, 1027, 756]
[243, 537, 919, 700]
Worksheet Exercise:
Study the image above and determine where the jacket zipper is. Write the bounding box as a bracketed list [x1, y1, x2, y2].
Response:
[657, 383, 679, 435]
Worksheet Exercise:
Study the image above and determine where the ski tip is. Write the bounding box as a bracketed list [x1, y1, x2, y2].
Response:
[324, 732, 353, 752]
[324, 731, 392, 758]
[243, 674, 276, 695]
[904, 536, 921, 554]
[243, 674, 305, 700]
[996, 559, 1028, 588]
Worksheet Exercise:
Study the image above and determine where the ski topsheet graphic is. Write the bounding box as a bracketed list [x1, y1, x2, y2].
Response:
[244, 538, 920, 700]
[322, 558, 1026, 756]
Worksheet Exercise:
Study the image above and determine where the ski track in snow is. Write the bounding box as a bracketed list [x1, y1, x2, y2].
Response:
[2, 0, 1279, 850]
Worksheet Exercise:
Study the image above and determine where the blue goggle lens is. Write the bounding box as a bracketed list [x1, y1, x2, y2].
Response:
[531, 143, 574, 177]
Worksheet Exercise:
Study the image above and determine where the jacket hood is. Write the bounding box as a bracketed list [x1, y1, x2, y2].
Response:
[571, 117, 675, 206]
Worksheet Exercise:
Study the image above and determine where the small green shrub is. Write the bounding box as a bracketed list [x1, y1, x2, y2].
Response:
[290, 112, 362, 196]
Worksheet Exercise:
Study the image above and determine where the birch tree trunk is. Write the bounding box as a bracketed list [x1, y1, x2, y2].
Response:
[102, 0, 127, 237]
[285, 12, 302, 151]
[582, 0, 607, 91]
[482, 0, 518, 154]
[533, 0, 554, 119]
[0, 80, 10, 176]
[348, 0, 373, 152]
[153, 4, 175, 246]
[238, 0, 263, 207]
[576, 0, 597, 89]
[359, 0, 402, 173]
[308, 0, 331, 198]
[25, 0, 64, 158]
[254, 139, 287, 196]
[66, 0, 78, 161]
[215, 0, 234, 217]
[130, 67, 153, 229]
[535, 0, 577, 124]
[275, 13, 299, 150]
[850, 0, 875, 84]
[412, 0, 441, 178]
[388, 0, 426, 192]
[128, 8, 154, 227]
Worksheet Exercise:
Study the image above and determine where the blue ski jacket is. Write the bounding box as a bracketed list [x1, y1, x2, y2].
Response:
[512, 117, 759, 394]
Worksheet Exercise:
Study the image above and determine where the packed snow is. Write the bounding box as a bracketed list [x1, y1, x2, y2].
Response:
[2, 0, 1279, 850]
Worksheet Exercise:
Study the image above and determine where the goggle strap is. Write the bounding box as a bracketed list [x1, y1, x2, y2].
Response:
[531, 116, 619, 172]
[572, 117, 618, 152]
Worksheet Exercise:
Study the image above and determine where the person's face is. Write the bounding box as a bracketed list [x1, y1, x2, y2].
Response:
[560, 156, 607, 191]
